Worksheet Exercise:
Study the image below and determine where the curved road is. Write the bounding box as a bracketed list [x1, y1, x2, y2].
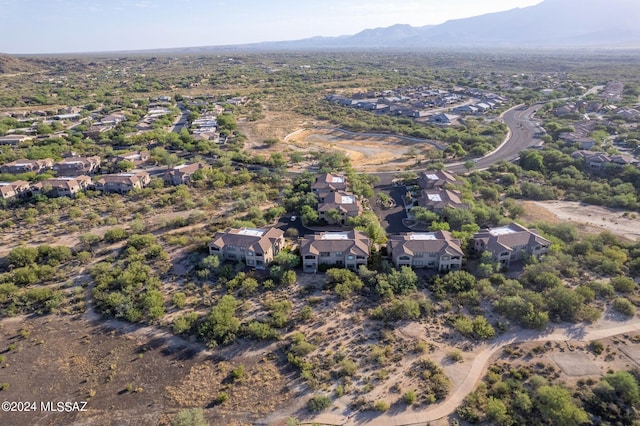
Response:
[446, 103, 544, 173]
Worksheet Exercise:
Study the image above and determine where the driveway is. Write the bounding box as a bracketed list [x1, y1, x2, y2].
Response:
[371, 183, 412, 234]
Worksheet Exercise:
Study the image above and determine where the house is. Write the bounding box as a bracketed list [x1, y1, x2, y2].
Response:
[453, 105, 479, 114]
[418, 189, 468, 212]
[53, 156, 101, 176]
[609, 154, 639, 167]
[0, 135, 33, 146]
[318, 191, 363, 225]
[311, 173, 348, 200]
[473, 223, 551, 268]
[163, 163, 209, 185]
[388, 231, 463, 271]
[0, 159, 54, 174]
[571, 150, 609, 169]
[429, 113, 458, 125]
[418, 170, 461, 190]
[208, 227, 285, 269]
[113, 151, 150, 166]
[0, 180, 30, 200]
[300, 230, 371, 273]
[34, 176, 91, 198]
[94, 171, 150, 193]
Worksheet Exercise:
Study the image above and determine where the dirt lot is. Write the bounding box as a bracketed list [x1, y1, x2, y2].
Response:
[285, 128, 437, 171]
[520, 200, 640, 241]
[0, 315, 292, 426]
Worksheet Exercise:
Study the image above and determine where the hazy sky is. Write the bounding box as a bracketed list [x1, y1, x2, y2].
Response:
[0, 0, 543, 54]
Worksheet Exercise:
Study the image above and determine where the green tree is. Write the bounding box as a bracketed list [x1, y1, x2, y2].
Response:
[535, 385, 588, 426]
[198, 295, 240, 346]
[8, 246, 38, 267]
[486, 396, 510, 426]
[520, 150, 544, 171]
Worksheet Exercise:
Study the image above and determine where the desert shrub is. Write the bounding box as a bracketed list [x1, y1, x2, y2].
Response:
[403, 390, 418, 405]
[611, 276, 636, 293]
[374, 400, 389, 412]
[307, 394, 331, 412]
[612, 298, 636, 316]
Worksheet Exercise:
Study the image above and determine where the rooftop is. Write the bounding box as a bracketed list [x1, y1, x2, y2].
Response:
[330, 176, 345, 183]
[425, 174, 439, 180]
[321, 232, 350, 240]
[340, 195, 355, 204]
[409, 233, 437, 241]
[427, 194, 442, 202]
[489, 227, 517, 236]
[238, 228, 266, 237]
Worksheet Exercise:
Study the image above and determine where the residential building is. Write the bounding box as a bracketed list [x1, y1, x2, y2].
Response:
[311, 173, 348, 200]
[34, 176, 91, 198]
[388, 231, 463, 271]
[0, 180, 30, 200]
[300, 230, 371, 273]
[0, 159, 54, 174]
[208, 227, 285, 269]
[53, 156, 101, 176]
[0, 135, 33, 146]
[418, 170, 460, 190]
[94, 171, 150, 193]
[318, 191, 363, 225]
[429, 113, 458, 125]
[473, 223, 551, 268]
[418, 189, 468, 212]
[163, 163, 209, 185]
[113, 151, 150, 166]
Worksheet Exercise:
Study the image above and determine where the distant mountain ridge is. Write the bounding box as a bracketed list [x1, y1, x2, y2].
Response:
[252, 0, 640, 50]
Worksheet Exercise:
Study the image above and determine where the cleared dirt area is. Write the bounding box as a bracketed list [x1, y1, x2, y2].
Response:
[285, 128, 436, 171]
[520, 200, 640, 241]
[0, 314, 292, 426]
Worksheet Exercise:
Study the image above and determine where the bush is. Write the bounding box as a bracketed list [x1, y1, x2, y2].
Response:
[374, 400, 389, 412]
[104, 227, 128, 243]
[612, 298, 636, 316]
[403, 390, 417, 405]
[448, 349, 463, 362]
[171, 408, 208, 426]
[231, 364, 245, 382]
[307, 394, 331, 412]
[611, 276, 636, 293]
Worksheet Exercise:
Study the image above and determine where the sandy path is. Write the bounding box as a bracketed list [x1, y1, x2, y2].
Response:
[308, 315, 640, 426]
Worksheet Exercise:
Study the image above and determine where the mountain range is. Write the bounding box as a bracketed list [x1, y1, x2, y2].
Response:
[244, 0, 640, 50]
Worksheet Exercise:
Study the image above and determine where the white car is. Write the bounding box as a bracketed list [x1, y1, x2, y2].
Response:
[290, 216, 297, 222]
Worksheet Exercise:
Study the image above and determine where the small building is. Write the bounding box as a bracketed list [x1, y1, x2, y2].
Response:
[0, 135, 33, 146]
[311, 173, 348, 200]
[163, 163, 209, 185]
[300, 230, 371, 273]
[53, 156, 101, 176]
[208, 227, 285, 269]
[418, 170, 461, 190]
[0, 158, 54, 175]
[113, 151, 150, 166]
[429, 113, 458, 125]
[418, 189, 468, 212]
[0, 180, 30, 200]
[94, 171, 150, 193]
[35, 176, 91, 198]
[318, 191, 363, 225]
[388, 231, 463, 271]
[473, 223, 551, 268]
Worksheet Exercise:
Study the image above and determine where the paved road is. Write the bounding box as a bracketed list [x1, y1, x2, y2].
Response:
[447, 104, 544, 173]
